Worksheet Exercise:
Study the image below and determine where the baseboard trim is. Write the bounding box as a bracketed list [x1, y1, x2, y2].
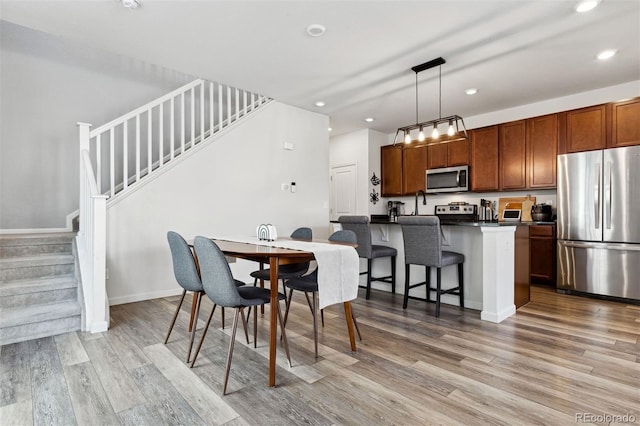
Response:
[109, 288, 183, 306]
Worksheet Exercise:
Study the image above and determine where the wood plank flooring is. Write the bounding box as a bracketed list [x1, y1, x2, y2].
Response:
[1, 286, 638, 425]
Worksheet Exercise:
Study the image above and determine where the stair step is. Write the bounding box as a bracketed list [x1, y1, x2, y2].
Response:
[0, 254, 75, 282]
[0, 277, 78, 309]
[0, 233, 74, 258]
[0, 301, 81, 345]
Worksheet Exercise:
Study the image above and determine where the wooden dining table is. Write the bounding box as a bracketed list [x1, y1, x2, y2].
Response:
[194, 237, 359, 388]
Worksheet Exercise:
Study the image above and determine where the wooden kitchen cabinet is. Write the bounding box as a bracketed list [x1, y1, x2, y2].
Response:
[380, 144, 403, 196]
[470, 126, 499, 191]
[515, 225, 531, 308]
[499, 120, 527, 190]
[527, 114, 557, 189]
[427, 138, 469, 169]
[610, 98, 640, 148]
[559, 104, 607, 153]
[403, 144, 428, 194]
[529, 224, 556, 286]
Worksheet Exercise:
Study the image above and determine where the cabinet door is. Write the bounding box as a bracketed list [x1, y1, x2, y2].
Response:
[448, 139, 469, 166]
[427, 144, 447, 169]
[403, 144, 428, 194]
[529, 225, 556, 285]
[527, 114, 558, 189]
[611, 98, 640, 148]
[561, 104, 607, 153]
[470, 126, 499, 191]
[499, 120, 527, 190]
[380, 145, 403, 196]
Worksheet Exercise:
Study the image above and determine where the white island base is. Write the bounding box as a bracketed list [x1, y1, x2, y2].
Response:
[362, 222, 517, 323]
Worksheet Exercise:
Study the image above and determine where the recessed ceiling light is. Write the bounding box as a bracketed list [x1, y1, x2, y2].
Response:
[575, 0, 600, 13]
[306, 24, 326, 37]
[465, 88, 478, 95]
[328, 127, 332, 132]
[364, 117, 375, 123]
[597, 49, 617, 60]
[315, 101, 326, 107]
[122, 0, 140, 8]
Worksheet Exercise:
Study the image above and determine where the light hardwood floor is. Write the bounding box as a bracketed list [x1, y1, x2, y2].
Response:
[1, 286, 638, 425]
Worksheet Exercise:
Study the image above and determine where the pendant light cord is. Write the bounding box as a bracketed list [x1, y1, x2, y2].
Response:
[415, 72, 419, 125]
[438, 65, 442, 119]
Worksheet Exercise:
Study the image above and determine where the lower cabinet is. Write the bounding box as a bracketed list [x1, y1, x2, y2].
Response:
[529, 224, 556, 286]
[514, 226, 530, 308]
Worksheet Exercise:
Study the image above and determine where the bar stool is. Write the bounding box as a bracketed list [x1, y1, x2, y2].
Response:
[338, 215, 396, 300]
[397, 216, 464, 317]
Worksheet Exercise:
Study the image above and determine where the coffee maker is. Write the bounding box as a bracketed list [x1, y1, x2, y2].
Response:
[387, 201, 405, 222]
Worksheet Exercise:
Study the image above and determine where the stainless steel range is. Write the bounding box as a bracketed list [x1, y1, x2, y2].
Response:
[434, 202, 478, 222]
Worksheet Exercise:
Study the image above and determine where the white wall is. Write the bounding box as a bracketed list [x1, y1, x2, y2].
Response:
[0, 21, 195, 229]
[105, 102, 330, 304]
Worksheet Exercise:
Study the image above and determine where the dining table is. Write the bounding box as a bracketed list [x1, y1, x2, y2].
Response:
[191, 236, 359, 388]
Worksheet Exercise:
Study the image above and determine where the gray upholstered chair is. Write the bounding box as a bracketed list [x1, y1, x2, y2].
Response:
[283, 230, 362, 358]
[165, 231, 247, 363]
[190, 236, 291, 395]
[165, 231, 204, 363]
[250, 227, 312, 287]
[397, 216, 464, 317]
[338, 216, 396, 299]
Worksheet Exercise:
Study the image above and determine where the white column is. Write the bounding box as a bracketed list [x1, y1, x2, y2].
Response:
[480, 226, 517, 323]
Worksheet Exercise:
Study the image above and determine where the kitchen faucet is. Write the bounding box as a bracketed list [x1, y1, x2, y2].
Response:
[414, 190, 426, 215]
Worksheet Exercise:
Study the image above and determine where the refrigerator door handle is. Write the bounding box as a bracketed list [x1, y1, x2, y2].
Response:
[605, 161, 612, 230]
[594, 162, 601, 229]
[562, 241, 640, 252]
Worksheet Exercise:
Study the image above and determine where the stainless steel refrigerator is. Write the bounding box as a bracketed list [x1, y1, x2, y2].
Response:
[557, 145, 640, 301]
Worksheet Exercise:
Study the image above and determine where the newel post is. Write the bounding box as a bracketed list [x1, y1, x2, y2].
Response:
[77, 122, 91, 234]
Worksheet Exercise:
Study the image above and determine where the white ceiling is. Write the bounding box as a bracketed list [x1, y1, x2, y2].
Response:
[2, 0, 639, 137]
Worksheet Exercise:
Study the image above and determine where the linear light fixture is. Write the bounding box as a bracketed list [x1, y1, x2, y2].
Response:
[394, 57, 468, 145]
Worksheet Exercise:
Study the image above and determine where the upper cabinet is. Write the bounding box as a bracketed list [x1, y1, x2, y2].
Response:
[611, 98, 640, 148]
[560, 104, 607, 153]
[559, 98, 640, 153]
[470, 126, 500, 191]
[380, 144, 403, 196]
[499, 120, 527, 190]
[403, 144, 429, 194]
[527, 114, 558, 189]
[427, 138, 469, 169]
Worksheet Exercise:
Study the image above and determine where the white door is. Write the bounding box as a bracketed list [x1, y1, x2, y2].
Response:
[330, 164, 357, 221]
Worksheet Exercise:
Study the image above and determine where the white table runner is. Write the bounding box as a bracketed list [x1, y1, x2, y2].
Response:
[214, 236, 359, 309]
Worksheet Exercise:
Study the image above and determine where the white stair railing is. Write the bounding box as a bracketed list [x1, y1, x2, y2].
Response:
[76, 79, 270, 332]
[87, 79, 271, 198]
[77, 123, 109, 333]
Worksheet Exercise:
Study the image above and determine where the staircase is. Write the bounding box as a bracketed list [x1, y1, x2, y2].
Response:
[0, 233, 81, 346]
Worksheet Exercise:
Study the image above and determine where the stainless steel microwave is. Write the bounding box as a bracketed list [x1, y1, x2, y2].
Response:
[425, 165, 469, 193]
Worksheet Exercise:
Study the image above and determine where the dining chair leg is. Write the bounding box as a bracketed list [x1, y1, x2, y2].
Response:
[164, 290, 186, 344]
[240, 308, 250, 345]
[253, 304, 258, 348]
[223, 308, 241, 395]
[190, 304, 217, 368]
[304, 292, 313, 312]
[283, 287, 294, 328]
[186, 293, 205, 363]
[276, 301, 292, 367]
[351, 309, 362, 341]
[320, 308, 324, 327]
[312, 291, 319, 358]
[221, 307, 226, 329]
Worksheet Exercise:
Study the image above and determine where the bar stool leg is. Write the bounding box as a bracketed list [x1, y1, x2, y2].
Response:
[366, 259, 373, 300]
[403, 264, 411, 309]
[458, 263, 465, 308]
[426, 266, 431, 303]
[435, 268, 442, 317]
[391, 256, 396, 294]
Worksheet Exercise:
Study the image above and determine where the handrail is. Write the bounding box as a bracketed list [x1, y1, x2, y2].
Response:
[89, 79, 204, 137]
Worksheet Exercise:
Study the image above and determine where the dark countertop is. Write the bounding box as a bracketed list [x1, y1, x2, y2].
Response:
[366, 215, 556, 226]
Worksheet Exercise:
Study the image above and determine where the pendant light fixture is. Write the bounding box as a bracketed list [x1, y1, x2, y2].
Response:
[394, 57, 468, 145]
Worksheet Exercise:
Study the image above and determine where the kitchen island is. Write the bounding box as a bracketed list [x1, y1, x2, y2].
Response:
[334, 218, 527, 323]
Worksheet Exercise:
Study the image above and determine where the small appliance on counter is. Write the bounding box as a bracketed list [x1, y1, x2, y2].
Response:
[479, 199, 496, 222]
[387, 200, 405, 222]
[434, 202, 478, 222]
[531, 204, 553, 222]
